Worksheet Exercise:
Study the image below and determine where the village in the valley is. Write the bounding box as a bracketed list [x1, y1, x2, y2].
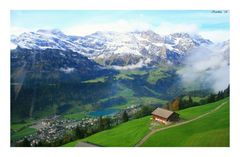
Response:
[14, 104, 147, 146]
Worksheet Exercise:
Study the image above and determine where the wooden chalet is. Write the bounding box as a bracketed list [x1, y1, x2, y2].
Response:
[151, 107, 179, 124]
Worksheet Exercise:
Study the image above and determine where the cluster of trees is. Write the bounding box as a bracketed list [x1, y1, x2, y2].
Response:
[164, 85, 230, 111]
[15, 138, 31, 147]
[134, 105, 155, 118]
[178, 96, 197, 110]
[207, 85, 229, 103]
[73, 110, 133, 145]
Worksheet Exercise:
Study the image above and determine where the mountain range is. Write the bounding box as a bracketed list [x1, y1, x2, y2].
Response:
[11, 29, 215, 70]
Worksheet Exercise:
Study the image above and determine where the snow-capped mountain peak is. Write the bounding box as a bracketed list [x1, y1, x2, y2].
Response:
[11, 29, 215, 68]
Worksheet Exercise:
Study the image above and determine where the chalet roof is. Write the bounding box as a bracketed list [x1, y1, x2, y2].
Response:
[151, 108, 174, 119]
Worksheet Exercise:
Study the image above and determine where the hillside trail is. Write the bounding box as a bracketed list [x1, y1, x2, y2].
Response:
[134, 101, 227, 147]
[76, 141, 100, 147]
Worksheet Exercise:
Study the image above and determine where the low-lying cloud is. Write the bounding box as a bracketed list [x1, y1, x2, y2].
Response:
[178, 42, 229, 92]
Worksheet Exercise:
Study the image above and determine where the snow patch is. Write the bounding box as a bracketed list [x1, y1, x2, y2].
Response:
[60, 67, 75, 73]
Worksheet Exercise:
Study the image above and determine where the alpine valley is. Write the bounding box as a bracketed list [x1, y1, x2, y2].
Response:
[11, 29, 229, 121]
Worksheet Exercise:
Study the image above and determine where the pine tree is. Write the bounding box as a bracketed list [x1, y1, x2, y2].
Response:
[99, 116, 104, 130]
[224, 85, 230, 97]
[208, 94, 216, 103]
[122, 111, 129, 122]
[75, 125, 85, 138]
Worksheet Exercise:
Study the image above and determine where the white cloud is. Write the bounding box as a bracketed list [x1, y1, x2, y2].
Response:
[199, 30, 229, 42]
[155, 22, 199, 35]
[112, 60, 145, 70]
[178, 45, 229, 92]
[63, 20, 151, 36]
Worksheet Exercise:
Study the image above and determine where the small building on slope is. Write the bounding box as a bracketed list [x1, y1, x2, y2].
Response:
[151, 107, 179, 124]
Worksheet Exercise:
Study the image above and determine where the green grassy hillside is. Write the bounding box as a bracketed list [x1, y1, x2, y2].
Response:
[178, 98, 228, 120]
[62, 97, 229, 147]
[82, 116, 151, 146]
[141, 98, 229, 147]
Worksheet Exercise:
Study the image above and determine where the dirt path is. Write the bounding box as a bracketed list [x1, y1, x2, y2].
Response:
[135, 101, 227, 147]
[76, 141, 100, 147]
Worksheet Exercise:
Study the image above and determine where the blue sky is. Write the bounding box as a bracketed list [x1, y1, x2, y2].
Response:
[11, 10, 229, 42]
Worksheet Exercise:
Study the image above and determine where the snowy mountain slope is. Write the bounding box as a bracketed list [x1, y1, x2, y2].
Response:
[11, 29, 215, 69]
